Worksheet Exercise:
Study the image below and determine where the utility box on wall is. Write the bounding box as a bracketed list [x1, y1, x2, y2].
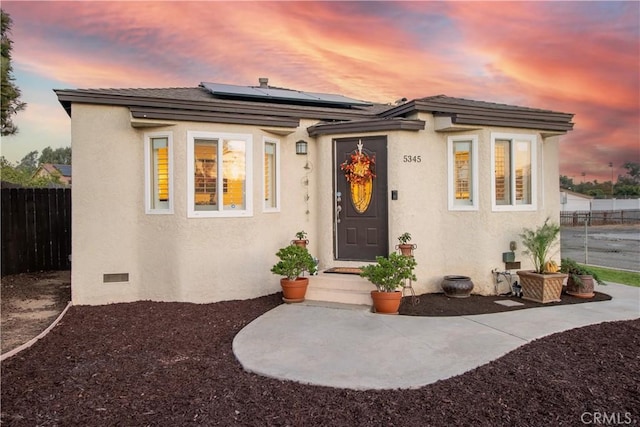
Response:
[502, 252, 515, 263]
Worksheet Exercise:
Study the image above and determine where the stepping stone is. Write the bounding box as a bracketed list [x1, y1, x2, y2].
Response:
[494, 300, 525, 307]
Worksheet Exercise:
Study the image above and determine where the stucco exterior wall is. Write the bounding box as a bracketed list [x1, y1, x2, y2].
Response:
[314, 115, 563, 296]
[71, 103, 564, 304]
[71, 104, 318, 305]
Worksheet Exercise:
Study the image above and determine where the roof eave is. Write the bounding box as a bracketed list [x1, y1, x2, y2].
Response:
[307, 118, 425, 137]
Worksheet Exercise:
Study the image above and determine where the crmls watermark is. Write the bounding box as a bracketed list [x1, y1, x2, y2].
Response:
[581, 412, 635, 425]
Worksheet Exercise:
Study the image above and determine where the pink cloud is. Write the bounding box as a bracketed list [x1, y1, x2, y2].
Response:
[2, 1, 637, 182]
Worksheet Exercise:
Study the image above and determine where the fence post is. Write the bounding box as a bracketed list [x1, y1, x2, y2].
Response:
[584, 220, 589, 264]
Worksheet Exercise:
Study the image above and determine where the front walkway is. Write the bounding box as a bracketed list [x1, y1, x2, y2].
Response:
[233, 283, 640, 390]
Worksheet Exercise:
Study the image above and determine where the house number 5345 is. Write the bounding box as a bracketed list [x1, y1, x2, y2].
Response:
[403, 155, 422, 163]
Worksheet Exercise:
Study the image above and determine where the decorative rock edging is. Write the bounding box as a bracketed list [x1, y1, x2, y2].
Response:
[1, 301, 73, 362]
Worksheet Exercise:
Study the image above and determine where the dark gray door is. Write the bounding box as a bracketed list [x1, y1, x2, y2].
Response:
[334, 136, 388, 261]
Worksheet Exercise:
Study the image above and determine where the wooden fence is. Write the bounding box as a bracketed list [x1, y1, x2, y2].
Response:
[1, 188, 71, 276]
[560, 209, 640, 226]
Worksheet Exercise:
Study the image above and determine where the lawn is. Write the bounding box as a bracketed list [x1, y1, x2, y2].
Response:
[583, 264, 640, 287]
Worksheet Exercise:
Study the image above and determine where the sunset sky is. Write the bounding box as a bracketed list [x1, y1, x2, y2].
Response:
[1, 1, 638, 183]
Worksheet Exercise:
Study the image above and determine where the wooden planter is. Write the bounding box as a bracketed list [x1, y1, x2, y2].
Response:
[516, 270, 567, 303]
[371, 291, 402, 314]
[280, 277, 309, 303]
[566, 275, 595, 298]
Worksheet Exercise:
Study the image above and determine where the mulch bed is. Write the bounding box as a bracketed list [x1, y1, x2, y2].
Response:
[2, 293, 639, 426]
[400, 291, 612, 316]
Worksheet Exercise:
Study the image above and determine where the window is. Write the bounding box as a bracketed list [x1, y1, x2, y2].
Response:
[187, 131, 253, 217]
[448, 135, 478, 210]
[491, 133, 537, 211]
[145, 132, 173, 214]
[263, 137, 280, 211]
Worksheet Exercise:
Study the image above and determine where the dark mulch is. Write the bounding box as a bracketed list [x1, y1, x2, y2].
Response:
[400, 291, 613, 316]
[2, 294, 639, 426]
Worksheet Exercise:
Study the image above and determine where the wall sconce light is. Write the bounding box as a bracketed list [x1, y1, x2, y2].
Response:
[296, 140, 308, 155]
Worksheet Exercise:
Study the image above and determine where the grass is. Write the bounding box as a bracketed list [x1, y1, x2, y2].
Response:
[582, 264, 640, 287]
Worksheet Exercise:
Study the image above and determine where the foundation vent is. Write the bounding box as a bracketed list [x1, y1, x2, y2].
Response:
[103, 273, 129, 283]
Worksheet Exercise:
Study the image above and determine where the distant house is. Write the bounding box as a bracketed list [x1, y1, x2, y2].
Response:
[560, 189, 592, 211]
[55, 79, 574, 305]
[34, 163, 72, 186]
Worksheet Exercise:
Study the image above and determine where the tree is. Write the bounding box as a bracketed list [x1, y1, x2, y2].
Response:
[622, 162, 640, 184]
[39, 146, 71, 165]
[1, 9, 26, 136]
[0, 156, 62, 187]
[17, 150, 38, 173]
[560, 175, 574, 189]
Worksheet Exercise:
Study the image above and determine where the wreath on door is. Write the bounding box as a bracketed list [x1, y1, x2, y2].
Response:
[340, 151, 376, 184]
[340, 141, 376, 213]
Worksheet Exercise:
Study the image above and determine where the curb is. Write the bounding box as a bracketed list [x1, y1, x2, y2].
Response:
[1, 301, 73, 362]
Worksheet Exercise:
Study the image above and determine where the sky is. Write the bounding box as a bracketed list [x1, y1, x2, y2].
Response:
[1, 1, 639, 183]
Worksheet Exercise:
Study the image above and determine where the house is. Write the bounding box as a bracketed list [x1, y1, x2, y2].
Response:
[55, 79, 574, 305]
[560, 189, 592, 211]
[34, 163, 72, 186]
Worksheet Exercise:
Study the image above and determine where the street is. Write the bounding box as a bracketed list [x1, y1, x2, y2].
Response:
[561, 224, 640, 271]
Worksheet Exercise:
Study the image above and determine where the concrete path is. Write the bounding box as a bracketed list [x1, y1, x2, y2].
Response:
[233, 283, 639, 390]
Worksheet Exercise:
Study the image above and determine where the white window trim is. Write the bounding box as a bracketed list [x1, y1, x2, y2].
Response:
[447, 135, 479, 211]
[491, 132, 537, 212]
[144, 131, 173, 214]
[187, 131, 253, 218]
[262, 136, 281, 212]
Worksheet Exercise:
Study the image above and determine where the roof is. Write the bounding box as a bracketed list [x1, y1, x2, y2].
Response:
[201, 81, 373, 108]
[382, 95, 574, 132]
[39, 163, 71, 177]
[560, 188, 594, 199]
[54, 81, 574, 134]
[52, 164, 72, 177]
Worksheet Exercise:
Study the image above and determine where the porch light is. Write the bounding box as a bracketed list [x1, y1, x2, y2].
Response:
[296, 140, 308, 155]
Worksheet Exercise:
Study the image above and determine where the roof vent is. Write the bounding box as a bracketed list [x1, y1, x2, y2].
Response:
[258, 77, 269, 88]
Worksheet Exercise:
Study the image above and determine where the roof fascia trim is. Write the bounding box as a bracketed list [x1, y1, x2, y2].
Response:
[307, 118, 425, 137]
[130, 107, 300, 128]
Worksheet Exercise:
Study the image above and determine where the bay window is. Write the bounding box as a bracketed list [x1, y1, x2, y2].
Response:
[145, 132, 173, 214]
[187, 131, 253, 217]
[491, 133, 537, 211]
[263, 137, 280, 211]
[448, 135, 478, 210]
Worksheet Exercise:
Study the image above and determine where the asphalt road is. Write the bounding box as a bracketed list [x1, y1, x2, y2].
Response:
[561, 224, 640, 271]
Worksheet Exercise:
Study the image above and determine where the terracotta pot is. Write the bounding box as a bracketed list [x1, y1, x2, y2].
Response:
[280, 277, 309, 303]
[397, 244, 416, 257]
[566, 275, 595, 298]
[370, 290, 402, 314]
[291, 239, 308, 248]
[441, 275, 474, 298]
[517, 270, 567, 303]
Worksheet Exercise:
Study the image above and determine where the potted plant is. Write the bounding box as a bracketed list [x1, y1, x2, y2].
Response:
[291, 231, 309, 248]
[271, 245, 316, 303]
[360, 252, 417, 314]
[396, 232, 416, 257]
[516, 218, 567, 303]
[560, 258, 606, 298]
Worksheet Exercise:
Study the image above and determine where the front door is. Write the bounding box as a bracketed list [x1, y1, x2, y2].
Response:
[334, 136, 388, 261]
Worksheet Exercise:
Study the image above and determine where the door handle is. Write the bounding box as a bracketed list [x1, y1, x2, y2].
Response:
[335, 191, 342, 223]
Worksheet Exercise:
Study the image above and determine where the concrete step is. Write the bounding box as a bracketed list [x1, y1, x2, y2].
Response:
[306, 272, 373, 305]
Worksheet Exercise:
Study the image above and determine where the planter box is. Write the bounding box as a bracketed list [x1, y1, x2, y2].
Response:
[516, 270, 567, 303]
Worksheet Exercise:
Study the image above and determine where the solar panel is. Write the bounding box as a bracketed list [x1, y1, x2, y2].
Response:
[201, 82, 372, 107]
[54, 164, 72, 176]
